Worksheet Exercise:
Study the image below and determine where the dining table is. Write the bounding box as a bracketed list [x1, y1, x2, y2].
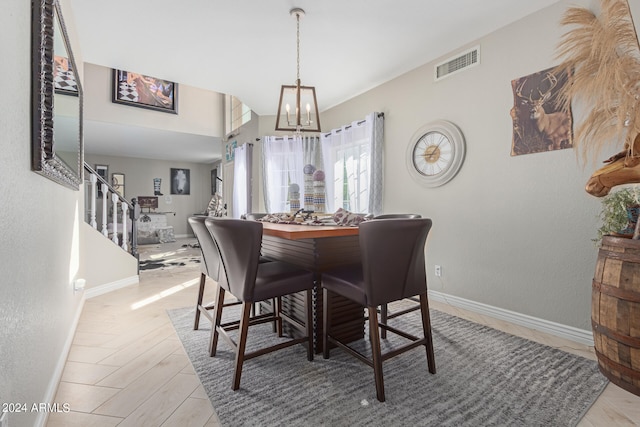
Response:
[260, 222, 365, 353]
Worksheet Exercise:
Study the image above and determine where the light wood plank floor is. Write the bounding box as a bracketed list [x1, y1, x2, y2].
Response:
[47, 239, 640, 426]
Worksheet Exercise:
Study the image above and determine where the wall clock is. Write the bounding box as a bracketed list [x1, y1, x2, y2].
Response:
[406, 120, 466, 187]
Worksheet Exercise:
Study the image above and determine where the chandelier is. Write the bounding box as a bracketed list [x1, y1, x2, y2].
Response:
[275, 8, 321, 133]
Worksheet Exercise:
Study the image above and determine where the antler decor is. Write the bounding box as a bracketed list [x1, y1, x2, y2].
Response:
[554, 0, 640, 162]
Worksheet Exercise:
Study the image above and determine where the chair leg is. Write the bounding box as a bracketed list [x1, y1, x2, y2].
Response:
[368, 306, 385, 402]
[209, 286, 226, 357]
[322, 288, 331, 359]
[305, 289, 314, 361]
[194, 273, 207, 330]
[419, 293, 436, 374]
[271, 298, 278, 333]
[380, 304, 388, 339]
[232, 302, 252, 390]
[275, 297, 283, 337]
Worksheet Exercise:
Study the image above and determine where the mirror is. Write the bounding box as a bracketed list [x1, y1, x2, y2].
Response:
[32, 0, 83, 190]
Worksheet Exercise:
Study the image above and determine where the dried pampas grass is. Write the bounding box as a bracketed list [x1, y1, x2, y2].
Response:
[555, 0, 640, 163]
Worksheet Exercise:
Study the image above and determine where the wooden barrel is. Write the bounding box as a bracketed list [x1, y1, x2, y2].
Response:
[592, 235, 640, 396]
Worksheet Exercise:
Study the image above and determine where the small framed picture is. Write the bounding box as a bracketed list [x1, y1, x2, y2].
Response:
[95, 164, 108, 198]
[211, 168, 218, 195]
[111, 173, 125, 198]
[112, 69, 177, 114]
[95, 164, 108, 180]
[170, 168, 190, 195]
[225, 140, 237, 162]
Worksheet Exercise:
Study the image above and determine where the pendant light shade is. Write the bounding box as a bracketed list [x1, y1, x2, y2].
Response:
[275, 8, 321, 133]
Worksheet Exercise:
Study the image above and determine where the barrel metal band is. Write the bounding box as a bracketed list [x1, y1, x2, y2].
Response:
[592, 279, 640, 304]
[598, 248, 640, 263]
[594, 348, 640, 380]
[591, 319, 640, 348]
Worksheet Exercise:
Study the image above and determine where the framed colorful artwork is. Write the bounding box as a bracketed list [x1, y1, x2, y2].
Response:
[112, 69, 177, 113]
[53, 55, 78, 96]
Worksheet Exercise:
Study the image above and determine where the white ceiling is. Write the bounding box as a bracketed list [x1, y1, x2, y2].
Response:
[69, 0, 563, 163]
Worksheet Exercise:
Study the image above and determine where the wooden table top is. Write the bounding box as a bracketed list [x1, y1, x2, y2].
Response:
[261, 222, 360, 240]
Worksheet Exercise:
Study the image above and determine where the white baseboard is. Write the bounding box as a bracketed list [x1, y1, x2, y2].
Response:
[428, 290, 594, 347]
[85, 275, 139, 299]
[36, 296, 85, 427]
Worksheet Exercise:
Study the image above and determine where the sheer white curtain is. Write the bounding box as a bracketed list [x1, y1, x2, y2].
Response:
[262, 136, 305, 213]
[320, 112, 384, 215]
[232, 143, 253, 218]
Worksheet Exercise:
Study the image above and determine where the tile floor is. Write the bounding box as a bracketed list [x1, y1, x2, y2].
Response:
[46, 238, 640, 426]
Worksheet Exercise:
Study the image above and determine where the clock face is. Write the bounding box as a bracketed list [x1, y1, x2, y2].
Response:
[406, 120, 465, 188]
[412, 131, 453, 177]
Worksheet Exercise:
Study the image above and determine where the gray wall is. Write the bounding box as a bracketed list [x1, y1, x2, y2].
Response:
[313, 0, 604, 330]
[0, 0, 85, 426]
[259, 0, 612, 331]
[85, 153, 215, 236]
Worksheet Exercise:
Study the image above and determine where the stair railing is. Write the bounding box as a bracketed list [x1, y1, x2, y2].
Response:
[84, 163, 138, 260]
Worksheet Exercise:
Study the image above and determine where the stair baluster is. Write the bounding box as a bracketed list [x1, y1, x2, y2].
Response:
[121, 203, 129, 251]
[111, 192, 120, 245]
[89, 174, 98, 229]
[101, 183, 109, 237]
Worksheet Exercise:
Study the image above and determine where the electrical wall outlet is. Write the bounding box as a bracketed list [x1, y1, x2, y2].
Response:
[435, 265, 442, 277]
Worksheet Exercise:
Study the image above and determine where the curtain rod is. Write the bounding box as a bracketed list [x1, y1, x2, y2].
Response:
[255, 113, 384, 141]
[323, 112, 384, 137]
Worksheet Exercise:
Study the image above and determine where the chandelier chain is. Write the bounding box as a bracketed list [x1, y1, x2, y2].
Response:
[296, 12, 300, 81]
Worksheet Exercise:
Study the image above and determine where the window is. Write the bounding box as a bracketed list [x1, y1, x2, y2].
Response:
[225, 95, 251, 135]
[262, 113, 383, 216]
[261, 136, 307, 213]
[321, 113, 384, 215]
[333, 139, 370, 212]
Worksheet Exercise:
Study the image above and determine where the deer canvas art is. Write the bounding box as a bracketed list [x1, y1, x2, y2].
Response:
[510, 67, 573, 156]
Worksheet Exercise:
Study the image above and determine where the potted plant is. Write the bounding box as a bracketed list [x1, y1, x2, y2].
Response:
[595, 186, 640, 243]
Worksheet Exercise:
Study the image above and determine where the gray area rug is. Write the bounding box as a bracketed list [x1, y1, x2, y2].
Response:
[168, 303, 607, 427]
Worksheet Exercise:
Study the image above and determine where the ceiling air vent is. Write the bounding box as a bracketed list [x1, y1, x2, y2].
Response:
[434, 46, 480, 81]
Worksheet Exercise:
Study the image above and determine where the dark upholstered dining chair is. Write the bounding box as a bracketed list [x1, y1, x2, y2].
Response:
[373, 213, 423, 337]
[188, 216, 245, 355]
[321, 218, 435, 402]
[188, 216, 224, 327]
[205, 217, 315, 390]
[373, 213, 422, 219]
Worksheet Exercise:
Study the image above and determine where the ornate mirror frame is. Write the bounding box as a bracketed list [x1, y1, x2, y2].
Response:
[32, 0, 83, 190]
